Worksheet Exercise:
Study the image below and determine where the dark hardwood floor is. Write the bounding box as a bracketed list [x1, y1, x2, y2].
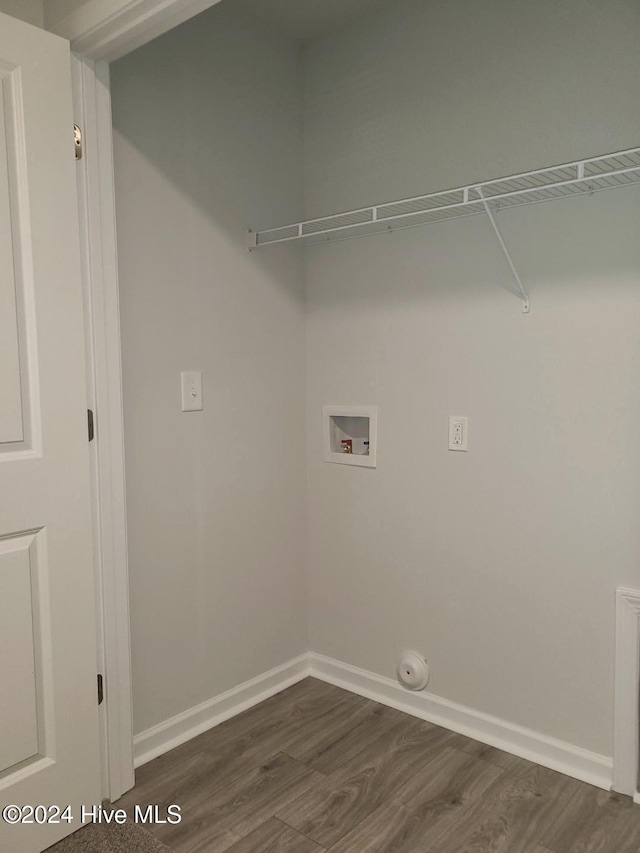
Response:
[116, 678, 640, 852]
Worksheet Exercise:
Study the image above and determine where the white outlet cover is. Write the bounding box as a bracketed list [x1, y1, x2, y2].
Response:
[448, 416, 468, 451]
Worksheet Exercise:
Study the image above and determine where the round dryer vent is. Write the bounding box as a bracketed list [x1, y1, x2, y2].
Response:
[396, 650, 430, 691]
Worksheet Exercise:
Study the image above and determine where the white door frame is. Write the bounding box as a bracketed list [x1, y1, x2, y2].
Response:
[70, 54, 134, 802]
[59, 0, 223, 802]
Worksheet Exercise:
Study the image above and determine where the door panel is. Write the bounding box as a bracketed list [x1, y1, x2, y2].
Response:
[0, 67, 28, 446]
[0, 533, 40, 773]
[0, 12, 101, 853]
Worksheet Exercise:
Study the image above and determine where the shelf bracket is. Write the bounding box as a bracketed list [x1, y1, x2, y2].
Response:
[477, 187, 530, 314]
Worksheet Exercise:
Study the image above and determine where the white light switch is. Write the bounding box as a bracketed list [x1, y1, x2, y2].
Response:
[181, 371, 203, 411]
[448, 416, 468, 451]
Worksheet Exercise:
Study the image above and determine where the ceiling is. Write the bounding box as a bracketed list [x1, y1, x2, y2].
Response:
[223, 0, 392, 43]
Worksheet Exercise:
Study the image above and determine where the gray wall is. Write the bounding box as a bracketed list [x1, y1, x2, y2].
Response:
[304, 0, 640, 215]
[111, 3, 307, 735]
[304, 0, 640, 757]
[111, 0, 640, 760]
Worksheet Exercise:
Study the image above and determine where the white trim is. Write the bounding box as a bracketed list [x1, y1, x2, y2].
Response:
[308, 652, 613, 791]
[47, 0, 224, 62]
[133, 655, 309, 767]
[71, 55, 134, 801]
[133, 650, 615, 790]
[613, 587, 640, 798]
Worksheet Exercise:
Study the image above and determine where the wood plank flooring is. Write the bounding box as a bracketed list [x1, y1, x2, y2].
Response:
[116, 678, 640, 852]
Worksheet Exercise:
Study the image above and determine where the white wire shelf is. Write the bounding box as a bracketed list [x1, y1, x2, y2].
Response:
[247, 147, 640, 250]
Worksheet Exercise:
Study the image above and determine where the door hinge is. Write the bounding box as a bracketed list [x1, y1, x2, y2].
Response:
[97, 673, 104, 705]
[88, 409, 95, 442]
[74, 124, 82, 160]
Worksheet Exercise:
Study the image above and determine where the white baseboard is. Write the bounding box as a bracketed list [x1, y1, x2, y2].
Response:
[133, 650, 613, 792]
[133, 654, 309, 767]
[309, 652, 613, 791]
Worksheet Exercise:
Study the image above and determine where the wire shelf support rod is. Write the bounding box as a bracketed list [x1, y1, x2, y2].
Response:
[477, 187, 530, 314]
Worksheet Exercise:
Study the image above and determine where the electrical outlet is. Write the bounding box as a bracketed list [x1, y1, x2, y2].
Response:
[181, 371, 203, 411]
[448, 416, 468, 451]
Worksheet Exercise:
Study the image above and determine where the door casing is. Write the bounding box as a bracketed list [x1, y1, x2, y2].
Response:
[61, 0, 224, 802]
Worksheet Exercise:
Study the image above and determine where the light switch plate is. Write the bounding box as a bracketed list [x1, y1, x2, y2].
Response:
[181, 371, 203, 411]
[448, 416, 468, 451]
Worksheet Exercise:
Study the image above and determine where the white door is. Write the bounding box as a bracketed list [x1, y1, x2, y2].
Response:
[0, 13, 101, 853]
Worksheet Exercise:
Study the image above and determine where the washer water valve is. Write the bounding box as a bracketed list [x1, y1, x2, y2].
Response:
[396, 651, 430, 691]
